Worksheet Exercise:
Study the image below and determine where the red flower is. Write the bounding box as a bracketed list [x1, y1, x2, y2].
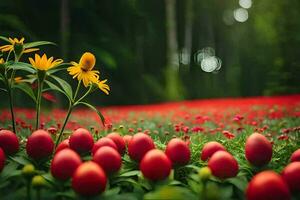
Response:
[278, 134, 289, 140]
[222, 130, 235, 139]
[42, 92, 57, 103]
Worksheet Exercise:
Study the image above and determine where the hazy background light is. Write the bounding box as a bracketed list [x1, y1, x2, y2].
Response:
[234, 8, 249, 22]
[194, 47, 222, 73]
[239, 0, 252, 9]
[194, 47, 215, 64]
[179, 48, 190, 65]
[201, 56, 218, 73]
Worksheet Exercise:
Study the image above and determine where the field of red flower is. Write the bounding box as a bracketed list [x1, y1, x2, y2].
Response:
[0, 95, 300, 200]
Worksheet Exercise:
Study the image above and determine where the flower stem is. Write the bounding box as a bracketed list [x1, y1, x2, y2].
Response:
[26, 180, 31, 200]
[55, 104, 73, 148]
[7, 84, 16, 133]
[36, 189, 41, 200]
[73, 80, 81, 101]
[7, 64, 17, 133]
[55, 81, 82, 148]
[76, 85, 93, 103]
[35, 79, 43, 130]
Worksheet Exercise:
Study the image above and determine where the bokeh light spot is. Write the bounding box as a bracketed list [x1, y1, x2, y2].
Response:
[233, 8, 248, 23]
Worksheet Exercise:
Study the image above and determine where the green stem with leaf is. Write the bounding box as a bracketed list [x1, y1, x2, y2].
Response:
[7, 74, 16, 133]
[6, 51, 18, 133]
[55, 81, 81, 147]
[35, 78, 44, 130]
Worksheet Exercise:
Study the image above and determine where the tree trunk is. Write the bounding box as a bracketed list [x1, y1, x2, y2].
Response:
[60, 0, 70, 59]
[183, 0, 193, 67]
[165, 0, 183, 100]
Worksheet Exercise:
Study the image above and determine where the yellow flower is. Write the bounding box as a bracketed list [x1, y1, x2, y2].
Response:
[97, 79, 110, 95]
[14, 77, 23, 83]
[29, 54, 63, 71]
[0, 37, 39, 54]
[68, 52, 110, 94]
[0, 58, 4, 64]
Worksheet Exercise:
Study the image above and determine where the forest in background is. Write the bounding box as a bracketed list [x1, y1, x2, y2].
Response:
[0, 0, 299, 107]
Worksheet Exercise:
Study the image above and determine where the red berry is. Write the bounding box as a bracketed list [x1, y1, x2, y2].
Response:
[0, 148, 5, 172]
[92, 137, 117, 155]
[140, 149, 172, 181]
[166, 138, 190, 166]
[201, 141, 226, 161]
[69, 128, 94, 154]
[51, 149, 82, 181]
[0, 130, 19, 154]
[123, 135, 132, 146]
[106, 132, 125, 155]
[26, 130, 54, 160]
[55, 139, 70, 154]
[72, 161, 107, 196]
[93, 146, 121, 174]
[282, 162, 300, 192]
[290, 149, 300, 162]
[246, 171, 290, 200]
[128, 133, 155, 161]
[208, 151, 239, 179]
[245, 133, 272, 167]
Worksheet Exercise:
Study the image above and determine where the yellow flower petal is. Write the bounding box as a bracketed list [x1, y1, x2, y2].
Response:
[68, 52, 110, 94]
[23, 48, 39, 53]
[29, 53, 63, 71]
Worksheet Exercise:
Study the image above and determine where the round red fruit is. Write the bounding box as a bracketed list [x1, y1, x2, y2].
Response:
[123, 135, 132, 146]
[72, 161, 107, 196]
[106, 132, 126, 155]
[0, 148, 5, 172]
[55, 139, 70, 154]
[282, 162, 300, 192]
[290, 149, 300, 162]
[69, 128, 94, 154]
[166, 138, 190, 166]
[245, 133, 272, 167]
[51, 149, 82, 181]
[0, 129, 19, 154]
[201, 141, 226, 161]
[128, 133, 155, 161]
[92, 137, 117, 155]
[93, 146, 121, 174]
[140, 149, 172, 181]
[26, 130, 54, 160]
[246, 171, 290, 200]
[208, 151, 239, 179]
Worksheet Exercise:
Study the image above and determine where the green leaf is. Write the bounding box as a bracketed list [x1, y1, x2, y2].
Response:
[9, 156, 31, 165]
[47, 63, 71, 75]
[119, 170, 140, 177]
[0, 36, 9, 42]
[75, 101, 105, 126]
[0, 88, 7, 92]
[226, 176, 248, 191]
[23, 74, 37, 84]
[44, 80, 70, 100]
[41, 173, 56, 184]
[23, 41, 56, 48]
[7, 62, 35, 73]
[50, 75, 73, 99]
[104, 187, 121, 196]
[12, 82, 36, 102]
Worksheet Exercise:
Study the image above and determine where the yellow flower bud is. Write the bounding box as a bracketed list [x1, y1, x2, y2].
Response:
[198, 167, 212, 181]
[32, 175, 46, 189]
[22, 164, 35, 178]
